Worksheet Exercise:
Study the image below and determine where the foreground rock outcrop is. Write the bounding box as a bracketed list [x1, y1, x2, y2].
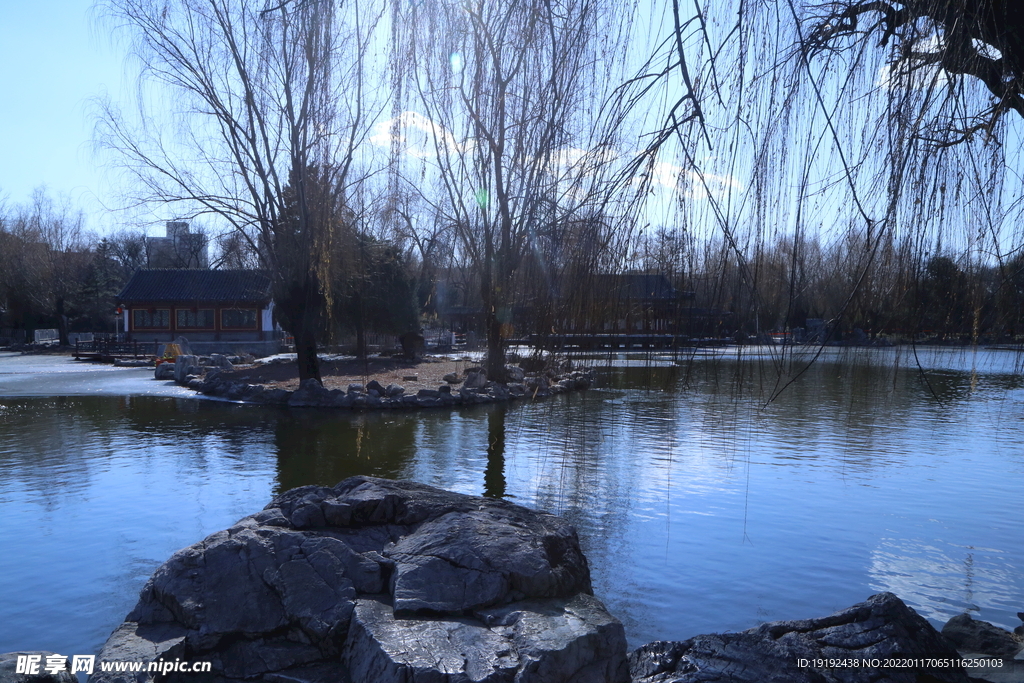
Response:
[629, 592, 975, 683]
[942, 613, 1023, 659]
[89, 477, 628, 683]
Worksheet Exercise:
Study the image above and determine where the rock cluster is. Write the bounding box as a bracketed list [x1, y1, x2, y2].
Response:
[941, 613, 1023, 658]
[89, 477, 628, 683]
[629, 592, 975, 683]
[185, 364, 593, 409]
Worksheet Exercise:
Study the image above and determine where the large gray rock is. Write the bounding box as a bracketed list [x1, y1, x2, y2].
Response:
[464, 370, 488, 389]
[173, 355, 199, 383]
[345, 593, 627, 683]
[505, 365, 526, 382]
[289, 378, 331, 407]
[629, 592, 972, 683]
[90, 477, 624, 683]
[942, 613, 1023, 658]
[154, 362, 174, 381]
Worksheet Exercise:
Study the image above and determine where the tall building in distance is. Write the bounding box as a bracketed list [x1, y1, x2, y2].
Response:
[147, 221, 209, 269]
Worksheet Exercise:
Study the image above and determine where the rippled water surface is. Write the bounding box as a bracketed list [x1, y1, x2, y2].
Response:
[1, 347, 1023, 656]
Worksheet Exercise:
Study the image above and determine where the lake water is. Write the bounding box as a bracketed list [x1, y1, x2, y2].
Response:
[1, 347, 1023, 659]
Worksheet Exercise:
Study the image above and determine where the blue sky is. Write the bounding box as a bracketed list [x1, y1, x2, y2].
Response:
[0, 2, 127, 226]
[0, 1, 686, 237]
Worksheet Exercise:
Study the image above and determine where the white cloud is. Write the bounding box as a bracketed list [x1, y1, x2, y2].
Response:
[634, 158, 744, 202]
[546, 145, 619, 177]
[371, 112, 743, 204]
[369, 111, 475, 158]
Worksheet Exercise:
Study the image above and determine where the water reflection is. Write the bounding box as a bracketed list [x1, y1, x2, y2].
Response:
[1, 347, 1023, 657]
[869, 539, 1022, 623]
[484, 406, 507, 498]
[273, 409, 417, 492]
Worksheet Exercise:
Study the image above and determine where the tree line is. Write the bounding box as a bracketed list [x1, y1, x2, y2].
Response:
[0, 184, 419, 351]
[6, 0, 1024, 376]
[5, 182, 1021, 351]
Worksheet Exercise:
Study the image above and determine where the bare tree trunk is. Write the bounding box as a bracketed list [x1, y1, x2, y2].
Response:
[354, 296, 367, 360]
[485, 308, 505, 381]
[295, 313, 322, 384]
[56, 297, 69, 347]
[481, 247, 507, 382]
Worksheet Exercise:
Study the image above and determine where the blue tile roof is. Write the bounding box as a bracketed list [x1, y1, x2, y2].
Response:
[118, 269, 272, 303]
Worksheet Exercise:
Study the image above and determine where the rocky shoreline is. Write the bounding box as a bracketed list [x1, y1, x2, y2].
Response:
[3, 478, 1022, 683]
[161, 354, 594, 409]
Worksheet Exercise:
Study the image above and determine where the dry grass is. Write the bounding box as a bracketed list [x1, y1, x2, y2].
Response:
[225, 355, 482, 393]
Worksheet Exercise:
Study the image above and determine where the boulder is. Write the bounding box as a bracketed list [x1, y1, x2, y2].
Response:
[0, 652, 78, 683]
[460, 386, 484, 403]
[630, 592, 973, 683]
[173, 355, 199, 383]
[209, 354, 234, 370]
[154, 363, 175, 381]
[90, 477, 625, 683]
[346, 593, 627, 683]
[942, 613, 1023, 658]
[464, 370, 488, 390]
[365, 380, 385, 395]
[505, 365, 526, 382]
[226, 382, 247, 401]
[443, 372, 463, 384]
[198, 376, 223, 394]
[263, 388, 291, 404]
[385, 384, 405, 397]
[525, 375, 549, 392]
[289, 378, 331, 407]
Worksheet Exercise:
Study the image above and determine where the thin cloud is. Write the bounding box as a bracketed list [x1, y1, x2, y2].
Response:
[635, 158, 744, 202]
[369, 111, 474, 158]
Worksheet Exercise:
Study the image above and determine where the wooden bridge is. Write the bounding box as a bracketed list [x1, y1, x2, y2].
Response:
[74, 339, 158, 362]
[509, 333, 731, 351]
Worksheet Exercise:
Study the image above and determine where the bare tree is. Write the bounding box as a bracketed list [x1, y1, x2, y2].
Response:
[596, 0, 1024, 389]
[213, 230, 261, 270]
[106, 228, 149, 280]
[98, 0, 383, 381]
[392, 0, 632, 379]
[0, 188, 89, 344]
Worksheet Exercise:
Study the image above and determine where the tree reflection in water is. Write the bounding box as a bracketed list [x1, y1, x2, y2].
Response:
[484, 405, 507, 498]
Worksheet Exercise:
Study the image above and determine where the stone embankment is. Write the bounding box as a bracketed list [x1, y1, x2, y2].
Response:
[161, 354, 593, 409]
